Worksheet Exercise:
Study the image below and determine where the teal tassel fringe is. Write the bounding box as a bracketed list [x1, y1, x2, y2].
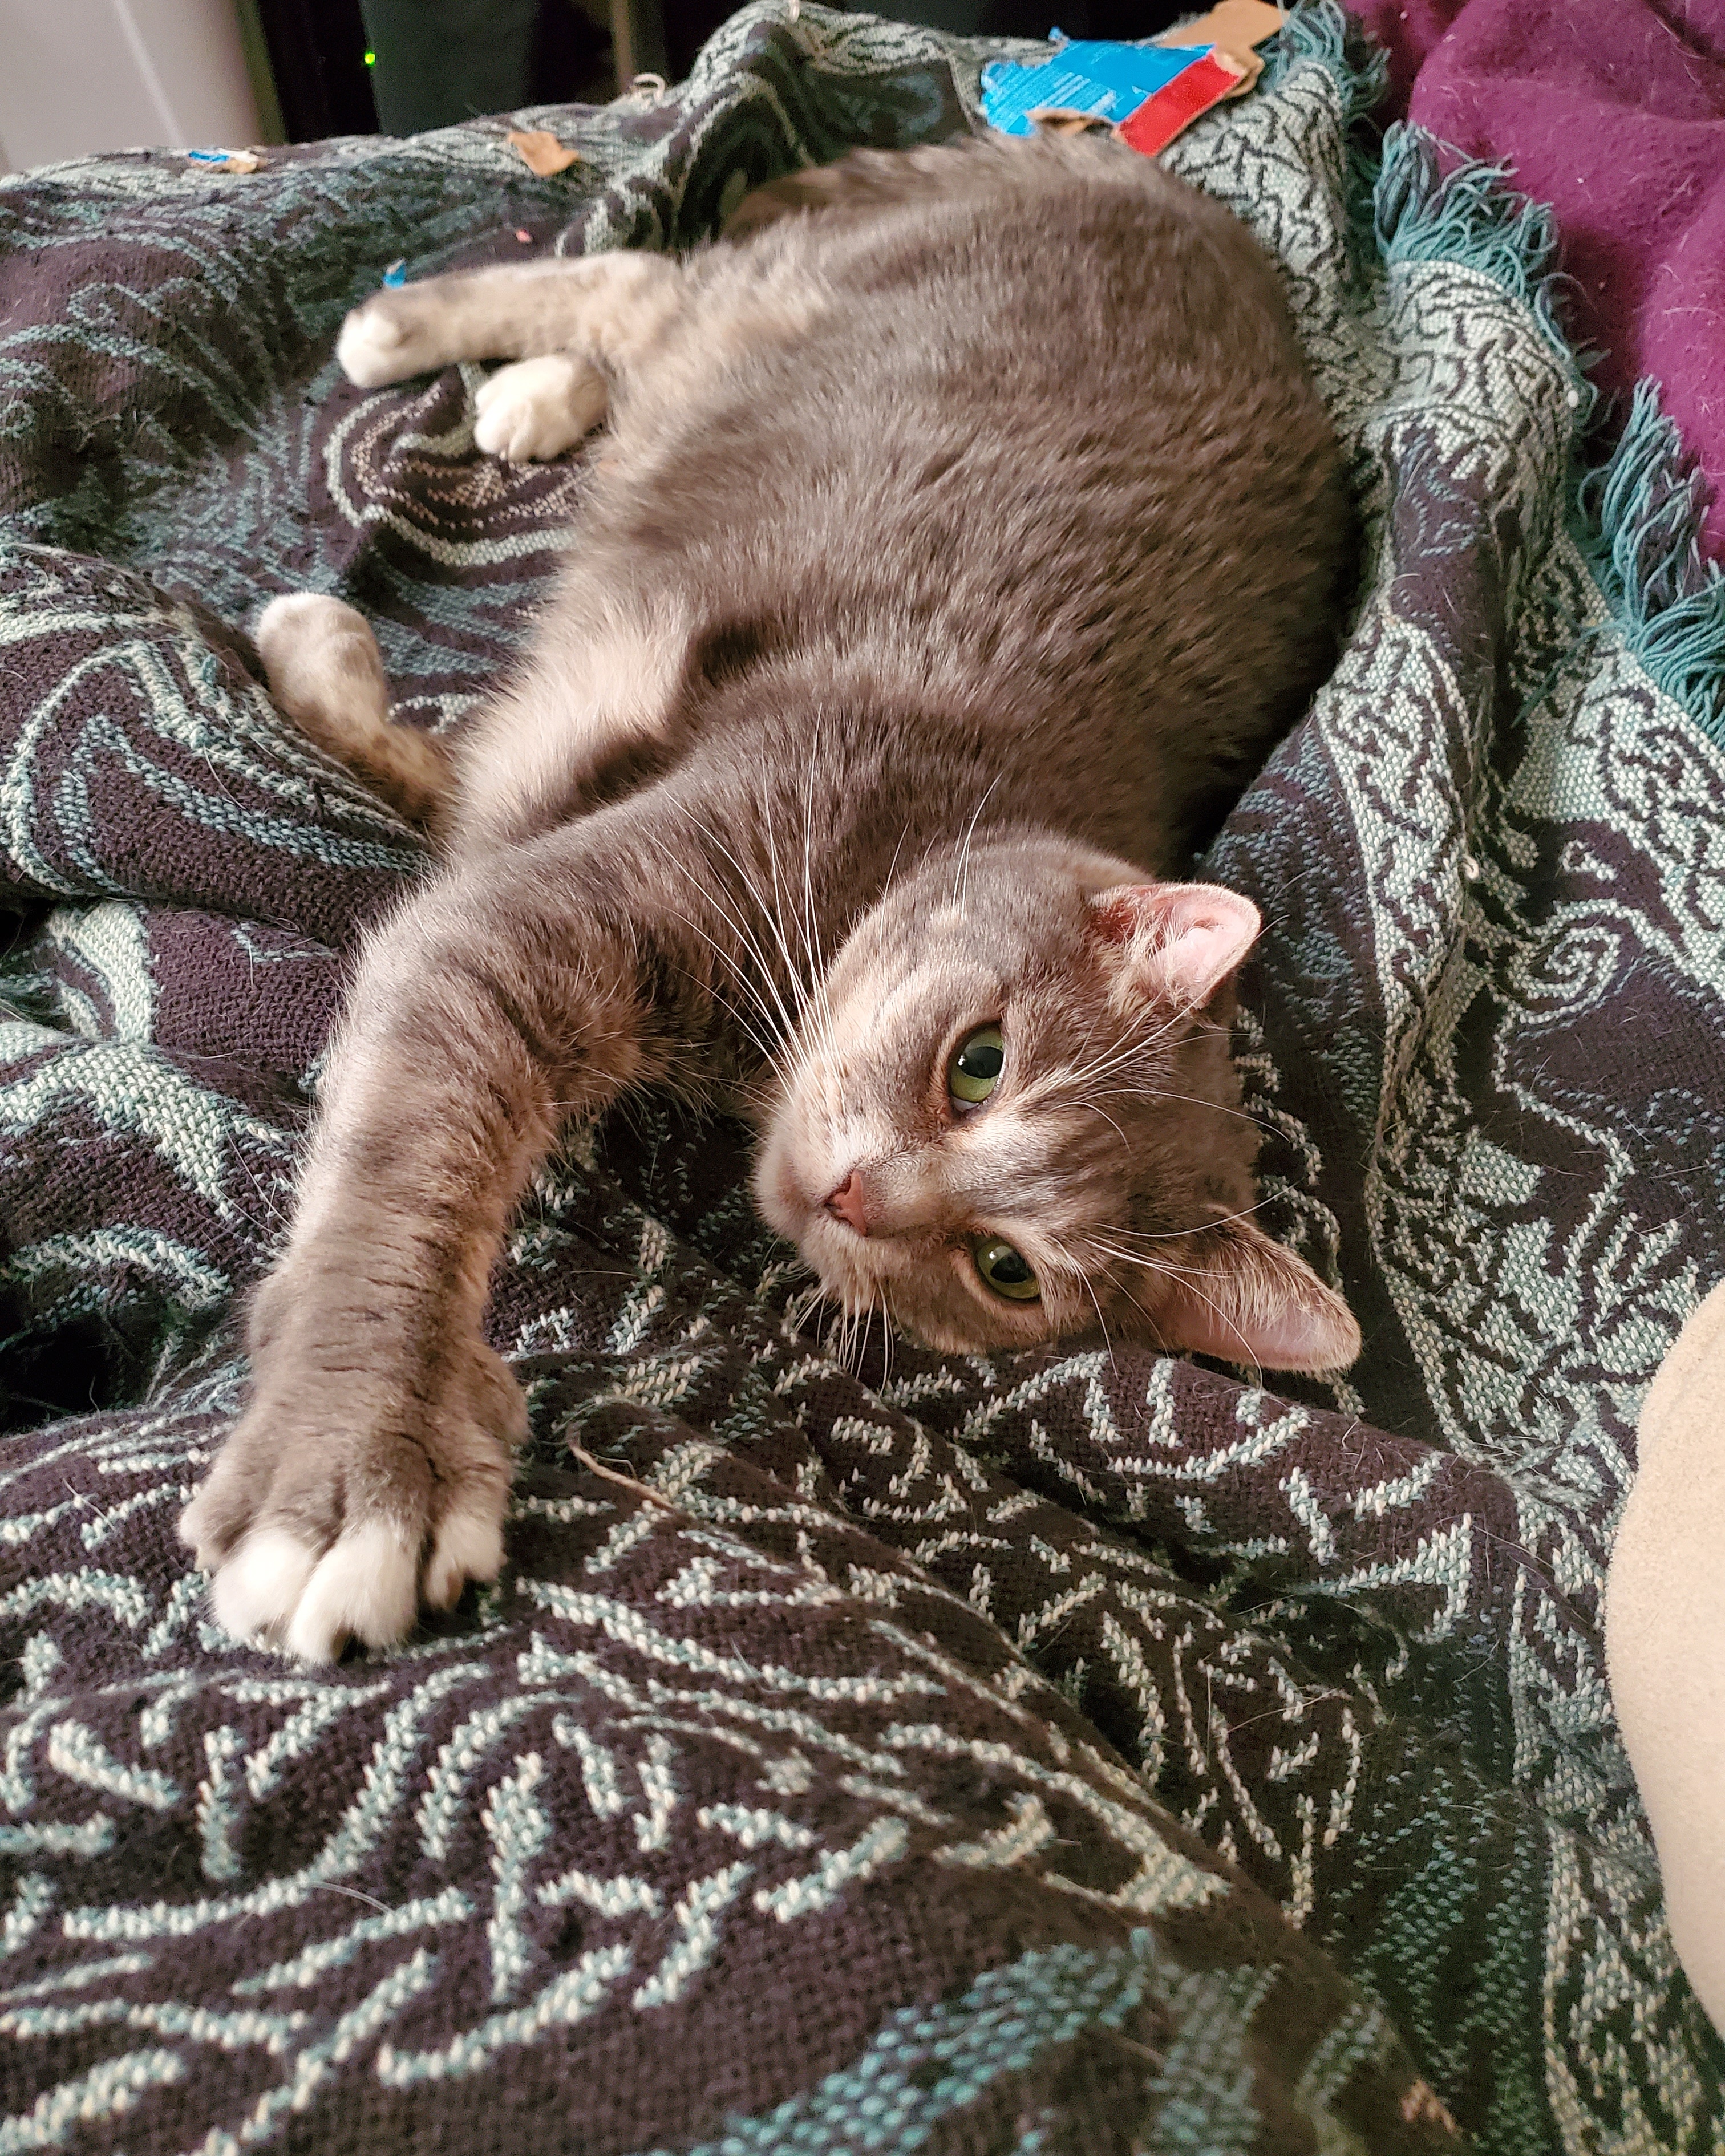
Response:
[1262, 1, 1724, 745]
[1578, 384, 1725, 742]
[1260, 0, 1387, 125]
[1371, 123, 1590, 415]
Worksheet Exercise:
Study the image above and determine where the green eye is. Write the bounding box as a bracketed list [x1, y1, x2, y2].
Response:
[949, 1024, 1005, 1107]
[974, 1236, 1039, 1302]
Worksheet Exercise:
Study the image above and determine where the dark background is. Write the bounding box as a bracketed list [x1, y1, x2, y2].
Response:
[252, 0, 1190, 140]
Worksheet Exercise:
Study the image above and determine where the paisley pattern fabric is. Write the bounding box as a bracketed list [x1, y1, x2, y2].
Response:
[2, 5, 1722, 2150]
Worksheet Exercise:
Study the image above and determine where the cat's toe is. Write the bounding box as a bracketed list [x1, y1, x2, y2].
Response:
[282, 1520, 423, 1662]
[337, 299, 422, 388]
[423, 1501, 505, 1612]
[209, 1525, 319, 1645]
[473, 355, 607, 462]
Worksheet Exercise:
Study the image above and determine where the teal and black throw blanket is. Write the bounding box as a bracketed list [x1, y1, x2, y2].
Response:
[3, 6, 1724, 2149]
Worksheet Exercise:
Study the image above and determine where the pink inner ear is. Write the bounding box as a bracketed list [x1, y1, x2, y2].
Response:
[1159, 1282, 1360, 1373]
[1148, 1218, 1363, 1375]
[1090, 882, 1261, 1006]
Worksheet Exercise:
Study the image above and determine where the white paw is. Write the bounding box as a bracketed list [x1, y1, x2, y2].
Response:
[182, 1323, 522, 1663]
[473, 355, 608, 463]
[206, 1519, 434, 1663]
[336, 305, 416, 388]
[254, 591, 368, 675]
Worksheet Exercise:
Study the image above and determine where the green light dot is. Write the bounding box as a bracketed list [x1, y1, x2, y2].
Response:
[363, 48, 376, 63]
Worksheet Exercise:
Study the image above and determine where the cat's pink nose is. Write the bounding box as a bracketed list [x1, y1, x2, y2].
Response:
[823, 1171, 869, 1235]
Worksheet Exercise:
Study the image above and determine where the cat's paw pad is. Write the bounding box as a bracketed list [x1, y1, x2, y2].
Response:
[335, 297, 428, 387]
[193, 1513, 492, 1663]
[421, 1502, 507, 1611]
[473, 355, 608, 463]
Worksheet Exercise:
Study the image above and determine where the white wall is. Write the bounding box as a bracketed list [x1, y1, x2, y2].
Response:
[0, 0, 265, 173]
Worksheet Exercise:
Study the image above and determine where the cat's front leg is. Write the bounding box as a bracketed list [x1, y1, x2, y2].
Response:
[179, 847, 648, 1660]
[336, 252, 685, 390]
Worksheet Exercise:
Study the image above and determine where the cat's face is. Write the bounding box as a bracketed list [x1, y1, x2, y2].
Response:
[754, 838, 1359, 1373]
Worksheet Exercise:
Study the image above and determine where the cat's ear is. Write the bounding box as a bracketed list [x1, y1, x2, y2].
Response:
[1148, 1216, 1361, 1374]
[1087, 882, 1260, 1008]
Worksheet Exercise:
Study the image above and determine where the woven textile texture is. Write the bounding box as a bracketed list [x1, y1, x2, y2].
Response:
[2, 5, 1724, 2150]
[1346, 0, 1725, 568]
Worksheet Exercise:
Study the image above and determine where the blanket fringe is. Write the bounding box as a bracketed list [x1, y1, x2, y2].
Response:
[1265, 7, 1725, 747]
[1371, 123, 1592, 418]
[1577, 382, 1725, 743]
[1260, 0, 1387, 127]
[1261, 1, 1386, 270]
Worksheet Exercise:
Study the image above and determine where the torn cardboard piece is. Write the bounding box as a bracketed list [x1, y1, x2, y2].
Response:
[981, 7, 1283, 160]
[505, 128, 581, 176]
[1157, 0, 1285, 51]
[1156, 0, 1281, 98]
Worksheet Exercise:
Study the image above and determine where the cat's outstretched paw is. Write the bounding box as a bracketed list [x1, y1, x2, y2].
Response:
[179, 1340, 523, 1661]
[335, 292, 447, 388]
[473, 355, 608, 461]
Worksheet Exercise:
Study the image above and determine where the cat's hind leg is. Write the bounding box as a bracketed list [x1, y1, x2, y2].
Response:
[256, 593, 452, 831]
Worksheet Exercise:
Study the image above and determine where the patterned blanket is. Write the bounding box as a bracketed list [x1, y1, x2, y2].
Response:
[3, 6, 1724, 2150]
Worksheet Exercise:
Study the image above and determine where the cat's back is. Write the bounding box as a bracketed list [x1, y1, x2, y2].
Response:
[614, 132, 1343, 656]
[565, 133, 1351, 861]
[625, 135, 1322, 505]
[727, 131, 1301, 386]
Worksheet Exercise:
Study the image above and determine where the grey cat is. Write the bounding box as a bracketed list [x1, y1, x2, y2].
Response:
[181, 132, 1359, 1661]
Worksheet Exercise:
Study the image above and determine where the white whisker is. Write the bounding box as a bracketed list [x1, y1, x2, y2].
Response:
[949, 773, 1005, 913]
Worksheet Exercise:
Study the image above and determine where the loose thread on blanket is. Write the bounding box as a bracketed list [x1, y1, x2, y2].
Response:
[568, 1442, 677, 1509]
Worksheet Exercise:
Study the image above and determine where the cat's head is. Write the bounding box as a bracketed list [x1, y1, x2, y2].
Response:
[753, 836, 1359, 1372]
